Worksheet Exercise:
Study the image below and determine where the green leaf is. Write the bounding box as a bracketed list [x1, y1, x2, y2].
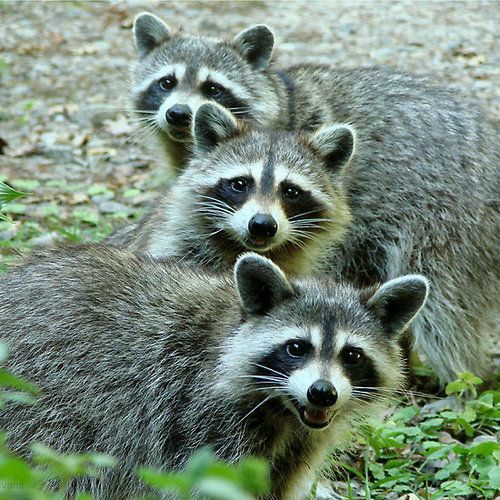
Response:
[459, 372, 483, 386]
[88, 185, 113, 196]
[488, 465, 500, 489]
[0, 344, 8, 363]
[185, 447, 215, 482]
[123, 188, 141, 198]
[434, 460, 460, 480]
[0, 181, 28, 206]
[237, 456, 270, 494]
[88, 453, 117, 468]
[0, 369, 38, 394]
[445, 380, 466, 396]
[467, 441, 500, 457]
[138, 468, 189, 492]
[0, 456, 36, 485]
[197, 477, 254, 500]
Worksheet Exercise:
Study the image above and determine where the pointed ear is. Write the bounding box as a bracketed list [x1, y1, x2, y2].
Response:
[193, 103, 239, 153]
[309, 124, 356, 174]
[234, 253, 294, 317]
[133, 12, 171, 58]
[232, 25, 274, 70]
[366, 275, 429, 338]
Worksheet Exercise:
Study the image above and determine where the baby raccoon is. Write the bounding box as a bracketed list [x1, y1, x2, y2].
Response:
[130, 12, 497, 180]
[0, 245, 428, 499]
[111, 102, 498, 386]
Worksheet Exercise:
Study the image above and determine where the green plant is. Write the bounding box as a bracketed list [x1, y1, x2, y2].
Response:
[335, 372, 499, 499]
[0, 181, 28, 223]
[139, 447, 270, 499]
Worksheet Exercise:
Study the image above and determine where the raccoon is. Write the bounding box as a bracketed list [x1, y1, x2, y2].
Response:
[130, 12, 497, 182]
[0, 244, 428, 499]
[131, 12, 283, 173]
[111, 102, 356, 276]
[112, 102, 498, 386]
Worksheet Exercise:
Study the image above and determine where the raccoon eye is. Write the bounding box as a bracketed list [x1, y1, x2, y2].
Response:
[341, 347, 365, 365]
[203, 81, 224, 98]
[230, 178, 248, 193]
[282, 184, 302, 200]
[158, 76, 177, 91]
[285, 340, 310, 358]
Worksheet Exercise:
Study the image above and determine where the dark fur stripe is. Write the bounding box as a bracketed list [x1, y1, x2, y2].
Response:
[260, 152, 276, 196]
[276, 70, 296, 130]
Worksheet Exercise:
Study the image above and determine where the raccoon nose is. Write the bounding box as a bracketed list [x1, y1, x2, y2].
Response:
[248, 214, 278, 238]
[165, 104, 192, 127]
[307, 379, 338, 407]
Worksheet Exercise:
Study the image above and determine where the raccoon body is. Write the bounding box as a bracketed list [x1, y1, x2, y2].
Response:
[112, 103, 498, 385]
[0, 245, 428, 499]
[131, 12, 496, 182]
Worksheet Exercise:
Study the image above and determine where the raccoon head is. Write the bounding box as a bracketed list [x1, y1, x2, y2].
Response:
[183, 103, 355, 274]
[131, 12, 278, 144]
[219, 253, 429, 431]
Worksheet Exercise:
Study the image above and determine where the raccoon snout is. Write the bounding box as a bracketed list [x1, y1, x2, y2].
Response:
[307, 379, 338, 407]
[166, 104, 192, 127]
[248, 214, 278, 238]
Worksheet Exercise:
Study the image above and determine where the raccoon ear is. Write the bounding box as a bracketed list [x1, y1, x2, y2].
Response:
[234, 253, 294, 317]
[133, 12, 171, 58]
[366, 275, 429, 338]
[232, 25, 275, 70]
[309, 124, 356, 174]
[194, 103, 239, 153]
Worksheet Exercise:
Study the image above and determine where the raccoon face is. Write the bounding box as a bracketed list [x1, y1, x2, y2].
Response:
[186, 104, 355, 268]
[131, 13, 278, 143]
[220, 254, 429, 430]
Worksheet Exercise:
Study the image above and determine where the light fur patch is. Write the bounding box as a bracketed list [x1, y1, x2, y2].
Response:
[197, 67, 250, 100]
[228, 199, 289, 248]
[132, 63, 187, 94]
[216, 324, 310, 392]
[156, 92, 207, 131]
[287, 362, 322, 406]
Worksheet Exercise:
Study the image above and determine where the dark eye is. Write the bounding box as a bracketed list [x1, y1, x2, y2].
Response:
[285, 340, 310, 358]
[282, 184, 302, 200]
[230, 178, 248, 192]
[203, 82, 224, 98]
[342, 347, 364, 365]
[158, 76, 176, 91]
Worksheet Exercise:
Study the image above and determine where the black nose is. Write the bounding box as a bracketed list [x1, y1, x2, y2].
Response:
[248, 213, 278, 238]
[307, 379, 338, 407]
[165, 104, 192, 127]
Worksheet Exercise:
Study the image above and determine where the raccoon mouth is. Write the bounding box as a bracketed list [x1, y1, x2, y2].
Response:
[298, 405, 334, 429]
[166, 128, 192, 142]
[244, 237, 279, 252]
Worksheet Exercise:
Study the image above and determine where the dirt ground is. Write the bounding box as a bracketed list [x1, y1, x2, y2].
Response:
[0, 1, 498, 242]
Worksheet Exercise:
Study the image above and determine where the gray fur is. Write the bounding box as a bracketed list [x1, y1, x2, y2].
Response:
[134, 12, 171, 59]
[0, 245, 415, 498]
[110, 96, 498, 384]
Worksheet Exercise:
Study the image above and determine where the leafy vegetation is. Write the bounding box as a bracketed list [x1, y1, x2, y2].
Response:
[337, 372, 499, 499]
